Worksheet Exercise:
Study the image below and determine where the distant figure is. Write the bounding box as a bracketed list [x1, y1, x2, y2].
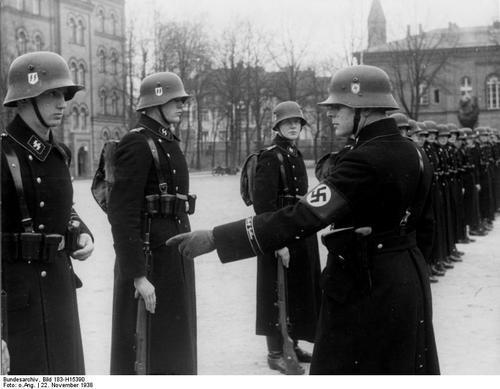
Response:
[458, 95, 479, 129]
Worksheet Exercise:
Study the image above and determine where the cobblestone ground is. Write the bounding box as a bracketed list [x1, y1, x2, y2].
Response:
[72, 170, 500, 375]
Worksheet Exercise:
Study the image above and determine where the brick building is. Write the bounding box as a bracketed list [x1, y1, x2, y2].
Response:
[359, 0, 500, 128]
[0, 0, 126, 177]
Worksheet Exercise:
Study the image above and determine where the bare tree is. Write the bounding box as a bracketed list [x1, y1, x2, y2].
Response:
[387, 26, 459, 119]
[153, 19, 213, 168]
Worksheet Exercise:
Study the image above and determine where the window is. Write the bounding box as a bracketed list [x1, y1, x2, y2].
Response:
[114, 129, 120, 140]
[460, 76, 472, 97]
[111, 91, 118, 115]
[419, 83, 429, 105]
[69, 18, 77, 43]
[486, 75, 500, 109]
[102, 128, 110, 140]
[32, 0, 41, 15]
[110, 13, 117, 35]
[78, 63, 85, 86]
[77, 20, 85, 45]
[97, 49, 106, 73]
[433, 89, 440, 104]
[79, 107, 88, 131]
[110, 51, 118, 74]
[70, 61, 78, 84]
[17, 30, 28, 55]
[99, 88, 107, 114]
[71, 106, 80, 131]
[17, 0, 25, 11]
[33, 33, 43, 50]
[97, 9, 105, 32]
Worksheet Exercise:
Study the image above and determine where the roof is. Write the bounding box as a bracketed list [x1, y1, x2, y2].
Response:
[366, 23, 500, 53]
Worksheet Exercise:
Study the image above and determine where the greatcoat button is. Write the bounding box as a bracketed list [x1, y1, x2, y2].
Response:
[40, 201, 45, 208]
[28, 155, 33, 161]
[39, 224, 45, 230]
[41, 271, 47, 277]
[377, 243, 383, 249]
[36, 177, 42, 184]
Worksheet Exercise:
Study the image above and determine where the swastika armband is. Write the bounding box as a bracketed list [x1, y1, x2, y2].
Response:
[299, 182, 350, 223]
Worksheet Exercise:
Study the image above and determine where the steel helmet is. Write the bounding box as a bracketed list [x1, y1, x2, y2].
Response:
[476, 126, 489, 136]
[447, 123, 459, 134]
[408, 119, 418, 135]
[272, 101, 307, 130]
[423, 120, 438, 133]
[416, 121, 428, 135]
[318, 65, 399, 110]
[136, 72, 190, 111]
[390, 112, 410, 129]
[3, 51, 83, 107]
[437, 123, 450, 137]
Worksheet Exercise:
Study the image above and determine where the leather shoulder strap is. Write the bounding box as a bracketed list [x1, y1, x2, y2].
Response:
[274, 149, 290, 195]
[141, 131, 170, 194]
[1, 136, 34, 232]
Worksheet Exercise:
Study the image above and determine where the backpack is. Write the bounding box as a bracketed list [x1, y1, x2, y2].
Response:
[240, 145, 288, 206]
[91, 140, 119, 213]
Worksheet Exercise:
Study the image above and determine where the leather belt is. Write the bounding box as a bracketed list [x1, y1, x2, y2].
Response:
[369, 231, 417, 254]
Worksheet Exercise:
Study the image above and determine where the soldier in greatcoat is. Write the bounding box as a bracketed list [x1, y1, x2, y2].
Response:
[168, 65, 440, 374]
[253, 101, 321, 374]
[1, 51, 94, 374]
[108, 72, 197, 374]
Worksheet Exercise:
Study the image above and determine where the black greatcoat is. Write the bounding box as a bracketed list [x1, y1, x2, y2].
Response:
[211, 119, 439, 374]
[253, 135, 321, 342]
[108, 115, 196, 374]
[1, 115, 91, 374]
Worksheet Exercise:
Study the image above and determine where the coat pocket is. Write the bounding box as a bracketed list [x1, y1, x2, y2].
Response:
[320, 261, 355, 304]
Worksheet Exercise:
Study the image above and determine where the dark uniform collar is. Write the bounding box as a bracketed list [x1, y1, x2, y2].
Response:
[138, 114, 179, 142]
[355, 117, 400, 146]
[273, 134, 299, 156]
[6, 115, 52, 161]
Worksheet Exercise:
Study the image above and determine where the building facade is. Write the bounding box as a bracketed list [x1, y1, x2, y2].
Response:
[0, 0, 126, 178]
[360, 0, 500, 129]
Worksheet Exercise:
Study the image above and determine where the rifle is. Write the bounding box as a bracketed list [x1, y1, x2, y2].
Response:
[1, 290, 7, 343]
[276, 259, 303, 375]
[134, 213, 152, 375]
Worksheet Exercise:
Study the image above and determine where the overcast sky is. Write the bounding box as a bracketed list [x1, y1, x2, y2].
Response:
[125, 0, 500, 66]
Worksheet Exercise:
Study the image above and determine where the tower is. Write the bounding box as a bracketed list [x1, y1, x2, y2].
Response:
[368, 0, 387, 49]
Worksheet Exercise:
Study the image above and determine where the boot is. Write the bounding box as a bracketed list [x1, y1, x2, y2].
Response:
[442, 259, 454, 269]
[429, 274, 439, 283]
[449, 254, 463, 262]
[267, 353, 305, 375]
[431, 264, 446, 276]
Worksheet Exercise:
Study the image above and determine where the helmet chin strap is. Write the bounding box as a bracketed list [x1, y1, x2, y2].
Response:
[158, 106, 170, 127]
[31, 99, 50, 128]
[352, 108, 362, 136]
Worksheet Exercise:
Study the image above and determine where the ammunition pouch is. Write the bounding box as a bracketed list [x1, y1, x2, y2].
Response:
[65, 220, 82, 252]
[2, 233, 63, 263]
[144, 193, 197, 217]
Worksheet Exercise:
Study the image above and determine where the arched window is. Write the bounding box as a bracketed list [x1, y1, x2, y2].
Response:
[99, 88, 107, 114]
[110, 51, 118, 74]
[102, 128, 110, 140]
[79, 107, 88, 131]
[460, 76, 472, 97]
[111, 91, 119, 115]
[419, 82, 429, 105]
[97, 48, 106, 73]
[17, 30, 28, 55]
[486, 75, 500, 110]
[114, 129, 120, 140]
[110, 13, 117, 35]
[68, 18, 77, 43]
[69, 61, 78, 84]
[16, 0, 25, 11]
[77, 19, 85, 45]
[97, 9, 105, 32]
[33, 33, 43, 50]
[71, 106, 80, 131]
[78, 63, 85, 86]
[32, 0, 41, 15]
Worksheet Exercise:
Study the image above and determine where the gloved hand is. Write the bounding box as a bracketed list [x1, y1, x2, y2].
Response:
[166, 230, 215, 260]
[71, 233, 94, 261]
[134, 276, 156, 314]
[275, 247, 290, 268]
[1, 339, 10, 374]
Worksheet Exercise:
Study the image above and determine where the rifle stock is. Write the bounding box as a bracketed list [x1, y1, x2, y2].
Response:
[135, 215, 152, 375]
[276, 259, 302, 374]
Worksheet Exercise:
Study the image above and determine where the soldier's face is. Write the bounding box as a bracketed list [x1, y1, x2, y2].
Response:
[449, 134, 457, 143]
[437, 136, 448, 145]
[161, 98, 185, 124]
[278, 118, 302, 140]
[326, 105, 354, 137]
[427, 133, 436, 142]
[34, 89, 67, 127]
